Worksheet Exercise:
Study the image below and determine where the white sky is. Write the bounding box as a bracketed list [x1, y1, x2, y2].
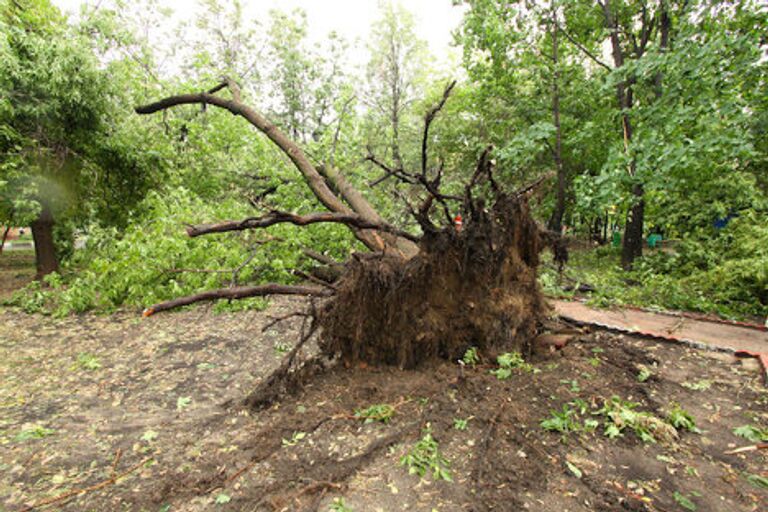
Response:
[52, 0, 466, 68]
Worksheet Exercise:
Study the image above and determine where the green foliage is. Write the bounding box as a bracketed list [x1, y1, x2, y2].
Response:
[594, 397, 677, 444]
[281, 431, 306, 447]
[329, 498, 353, 512]
[400, 424, 452, 482]
[452, 417, 471, 431]
[666, 404, 701, 434]
[682, 380, 712, 392]
[5, 188, 355, 314]
[540, 404, 580, 435]
[354, 404, 395, 424]
[540, 234, 767, 320]
[461, 346, 479, 366]
[637, 367, 652, 383]
[74, 353, 101, 371]
[732, 425, 768, 443]
[490, 352, 535, 379]
[673, 491, 697, 511]
[214, 493, 231, 505]
[14, 425, 55, 442]
[746, 474, 768, 491]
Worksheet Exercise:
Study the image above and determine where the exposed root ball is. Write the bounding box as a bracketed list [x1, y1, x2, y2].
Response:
[319, 193, 547, 368]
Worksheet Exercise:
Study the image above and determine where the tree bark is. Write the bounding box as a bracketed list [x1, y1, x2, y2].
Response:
[621, 183, 645, 268]
[0, 224, 10, 254]
[600, 0, 644, 270]
[30, 203, 59, 279]
[547, 6, 566, 234]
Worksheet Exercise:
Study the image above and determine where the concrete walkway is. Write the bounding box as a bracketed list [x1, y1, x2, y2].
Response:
[553, 299, 768, 355]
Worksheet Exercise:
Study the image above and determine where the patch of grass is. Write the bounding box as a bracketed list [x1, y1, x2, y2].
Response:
[354, 404, 395, 424]
[400, 424, 452, 482]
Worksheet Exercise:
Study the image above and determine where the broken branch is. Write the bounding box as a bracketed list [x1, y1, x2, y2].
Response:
[186, 211, 419, 243]
[143, 284, 331, 316]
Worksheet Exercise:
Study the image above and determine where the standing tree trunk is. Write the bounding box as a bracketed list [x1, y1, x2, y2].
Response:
[30, 203, 58, 278]
[0, 224, 11, 254]
[547, 6, 566, 234]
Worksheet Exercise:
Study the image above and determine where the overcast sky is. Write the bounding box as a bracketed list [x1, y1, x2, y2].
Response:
[52, 0, 466, 68]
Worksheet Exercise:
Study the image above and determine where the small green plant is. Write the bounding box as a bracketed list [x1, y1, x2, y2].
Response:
[490, 352, 534, 379]
[637, 367, 652, 382]
[176, 396, 192, 410]
[400, 424, 452, 482]
[666, 404, 701, 433]
[214, 493, 231, 505]
[14, 425, 56, 442]
[732, 424, 768, 443]
[354, 404, 395, 424]
[594, 396, 677, 444]
[746, 473, 768, 490]
[273, 341, 290, 355]
[329, 497, 353, 512]
[681, 379, 711, 391]
[461, 346, 479, 366]
[453, 417, 472, 431]
[540, 404, 580, 435]
[560, 379, 581, 392]
[281, 431, 307, 447]
[673, 490, 697, 511]
[588, 357, 601, 367]
[74, 352, 101, 371]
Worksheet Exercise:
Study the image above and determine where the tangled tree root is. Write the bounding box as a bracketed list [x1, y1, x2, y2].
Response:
[319, 192, 547, 368]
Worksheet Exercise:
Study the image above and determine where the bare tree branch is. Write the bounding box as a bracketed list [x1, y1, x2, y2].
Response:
[186, 210, 420, 243]
[421, 80, 456, 177]
[554, 21, 612, 71]
[143, 284, 331, 316]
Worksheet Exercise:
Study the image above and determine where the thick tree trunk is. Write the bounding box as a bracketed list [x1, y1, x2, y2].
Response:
[621, 183, 645, 269]
[30, 204, 59, 279]
[601, 0, 644, 269]
[0, 224, 10, 254]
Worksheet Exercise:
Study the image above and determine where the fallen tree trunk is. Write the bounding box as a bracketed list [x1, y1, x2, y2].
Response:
[136, 78, 555, 395]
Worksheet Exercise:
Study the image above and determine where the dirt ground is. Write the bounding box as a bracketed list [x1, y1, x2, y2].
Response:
[0, 250, 35, 301]
[1, 288, 767, 512]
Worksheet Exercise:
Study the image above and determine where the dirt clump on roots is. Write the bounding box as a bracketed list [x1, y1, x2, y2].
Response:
[320, 192, 547, 369]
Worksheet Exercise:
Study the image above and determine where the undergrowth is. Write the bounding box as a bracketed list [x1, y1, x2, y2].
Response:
[4, 188, 355, 316]
[540, 216, 768, 321]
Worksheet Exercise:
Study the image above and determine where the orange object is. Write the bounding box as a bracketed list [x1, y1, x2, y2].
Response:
[454, 214, 463, 233]
[142, 308, 155, 318]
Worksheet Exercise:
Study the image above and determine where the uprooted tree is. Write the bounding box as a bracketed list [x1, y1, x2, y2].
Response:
[135, 78, 558, 408]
